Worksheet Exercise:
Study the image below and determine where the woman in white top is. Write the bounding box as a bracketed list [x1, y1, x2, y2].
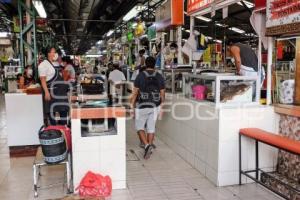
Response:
[108, 63, 126, 103]
[38, 47, 69, 125]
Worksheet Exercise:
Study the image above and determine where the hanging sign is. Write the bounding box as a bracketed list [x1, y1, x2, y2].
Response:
[187, 0, 213, 15]
[266, 0, 300, 36]
[155, 0, 184, 31]
[147, 25, 156, 40]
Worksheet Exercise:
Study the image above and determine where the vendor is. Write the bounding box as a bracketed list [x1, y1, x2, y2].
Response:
[108, 63, 126, 84]
[136, 49, 147, 68]
[19, 64, 34, 89]
[108, 63, 126, 99]
[38, 46, 69, 125]
[227, 41, 258, 76]
[62, 56, 76, 84]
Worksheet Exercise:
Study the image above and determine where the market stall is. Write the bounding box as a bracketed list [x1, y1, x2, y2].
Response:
[263, 0, 300, 198]
[70, 94, 126, 191]
[5, 91, 43, 154]
[156, 0, 279, 187]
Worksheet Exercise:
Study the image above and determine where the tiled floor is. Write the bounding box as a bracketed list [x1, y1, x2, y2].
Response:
[0, 95, 283, 200]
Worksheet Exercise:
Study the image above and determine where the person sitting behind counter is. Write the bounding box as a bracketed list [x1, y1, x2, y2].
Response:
[18, 65, 35, 89]
[62, 56, 76, 84]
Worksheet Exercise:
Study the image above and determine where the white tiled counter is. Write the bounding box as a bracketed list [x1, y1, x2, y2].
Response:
[71, 106, 126, 191]
[5, 93, 43, 146]
[156, 94, 279, 186]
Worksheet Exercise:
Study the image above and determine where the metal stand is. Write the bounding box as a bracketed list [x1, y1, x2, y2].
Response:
[33, 147, 72, 197]
[239, 133, 300, 200]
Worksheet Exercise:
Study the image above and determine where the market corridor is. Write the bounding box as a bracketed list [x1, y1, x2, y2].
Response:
[0, 95, 281, 200]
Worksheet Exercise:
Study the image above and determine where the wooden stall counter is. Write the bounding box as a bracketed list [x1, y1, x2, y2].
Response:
[274, 104, 300, 118]
[71, 106, 126, 119]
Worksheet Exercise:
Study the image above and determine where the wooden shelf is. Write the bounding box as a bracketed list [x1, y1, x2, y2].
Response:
[274, 104, 300, 118]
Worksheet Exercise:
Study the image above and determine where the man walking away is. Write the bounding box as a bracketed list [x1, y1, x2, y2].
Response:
[130, 56, 165, 159]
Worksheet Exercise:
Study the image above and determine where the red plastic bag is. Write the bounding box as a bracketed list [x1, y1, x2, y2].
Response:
[76, 171, 112, 198]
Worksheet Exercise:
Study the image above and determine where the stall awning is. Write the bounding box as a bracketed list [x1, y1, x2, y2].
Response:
[187, 0, 243, 16]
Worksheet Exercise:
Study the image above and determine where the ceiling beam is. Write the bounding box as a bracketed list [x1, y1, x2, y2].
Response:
[48, 18, 117, 23]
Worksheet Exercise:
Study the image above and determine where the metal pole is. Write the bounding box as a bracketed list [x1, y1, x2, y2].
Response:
[189, 16, 195, 66]
[26, 0, 32, 63]
[239, 133, 242, 185]
[149, 41, 152, 57]
[267, 37, 273, 105]
[161, 33, 165, 70]
[33, 7, 38, 80]
[255, 140, 259, 180]
[18, 0, 24, 70]
[294, 38, 300, 104]
[256, 37, 262, 103]
[177, 26, 183, 64]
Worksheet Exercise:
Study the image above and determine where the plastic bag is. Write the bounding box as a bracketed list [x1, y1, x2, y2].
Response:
[76, 171, 112, 198]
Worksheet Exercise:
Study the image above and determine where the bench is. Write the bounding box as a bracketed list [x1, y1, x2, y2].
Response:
[239, 128, 300, 199]
[33, 147, 72, 197]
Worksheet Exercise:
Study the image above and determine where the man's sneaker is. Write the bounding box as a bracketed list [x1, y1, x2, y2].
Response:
[151, 144, 156, 149]
[144, 144, 153, 160]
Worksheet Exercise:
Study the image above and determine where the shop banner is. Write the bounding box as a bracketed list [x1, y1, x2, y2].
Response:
[187, 0, 213, 15]
[266, 0, 300, 35]
[255, 0, 266, 10]
[156, 0, 184, 31]
[172, 0, 184, 25]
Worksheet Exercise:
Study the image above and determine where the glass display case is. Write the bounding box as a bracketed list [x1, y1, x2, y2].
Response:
[275, 61, 295, 82]
[183, 73, 260, 106]
[162, 66, 193, 94]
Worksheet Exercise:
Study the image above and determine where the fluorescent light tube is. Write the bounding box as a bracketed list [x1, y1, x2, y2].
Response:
[214, 39, 222, 43]
[237, 1, 254, 8]
[196, 16, 211, 22]
[107, 30, 114, 37]
[32, 0, 47, 18]
[229, 27, 245, 34]
[132, 22, 137, 28]
[216, 23, 226, 27]
[123, 5, 145, 22]
[85, 55, 102, 58]
[0, 32, 9, 38]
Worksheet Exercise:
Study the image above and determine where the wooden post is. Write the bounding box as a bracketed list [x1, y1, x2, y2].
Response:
[295, 39, 300, 105]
